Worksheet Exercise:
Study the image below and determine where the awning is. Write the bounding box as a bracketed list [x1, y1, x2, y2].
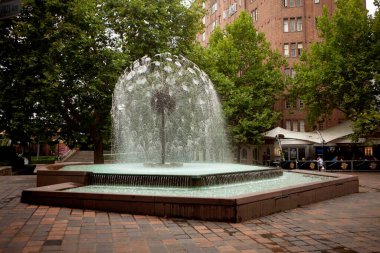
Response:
[318, 121, 354, 143]
[264, 127, 321, 143]
[263, 121, 354, 144]
[278, 139, 315, 145]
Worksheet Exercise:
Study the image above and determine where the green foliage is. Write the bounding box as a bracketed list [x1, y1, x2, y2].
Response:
[0, 0, 202, 163]
[31, 156, 55, 164]
[188, 11, 285, 148]
[103, 0, 203, 60]
[293, 0, 380, 135]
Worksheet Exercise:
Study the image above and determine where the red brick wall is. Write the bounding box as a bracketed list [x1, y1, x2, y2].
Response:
[198, 0, 346, 131]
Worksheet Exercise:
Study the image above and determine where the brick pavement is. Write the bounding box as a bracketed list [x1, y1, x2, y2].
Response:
[0, 173, 379, 253]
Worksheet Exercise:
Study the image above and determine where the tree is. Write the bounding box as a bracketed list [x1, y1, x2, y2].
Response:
[1, 0, 127, 163]
[104, 0, 203, 61]
[292, 0, 380, 137]
[188, 11, 285, 161]
[0, 0, 203, 163]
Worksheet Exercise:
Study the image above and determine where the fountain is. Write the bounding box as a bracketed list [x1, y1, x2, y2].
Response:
[21, 53, 359, 222]
[111, 53, 229, 165]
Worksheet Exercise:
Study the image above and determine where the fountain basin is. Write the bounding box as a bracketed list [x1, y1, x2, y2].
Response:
[22, 168, 358, 222]
[36, 163, 283, 187]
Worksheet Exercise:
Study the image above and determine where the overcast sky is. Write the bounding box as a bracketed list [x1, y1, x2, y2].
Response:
[366, 0, 377, 15]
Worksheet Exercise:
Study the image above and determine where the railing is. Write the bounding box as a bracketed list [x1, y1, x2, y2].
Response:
[280, 160, 380, 172]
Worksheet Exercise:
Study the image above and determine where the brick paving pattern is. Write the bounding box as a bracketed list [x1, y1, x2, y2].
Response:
[0, 173, 379, 253]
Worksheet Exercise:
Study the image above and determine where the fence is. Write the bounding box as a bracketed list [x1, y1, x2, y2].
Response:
[280, 160, 380, 172]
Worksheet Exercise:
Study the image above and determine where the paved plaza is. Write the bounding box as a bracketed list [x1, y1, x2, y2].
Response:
[0, 172, 379, 253]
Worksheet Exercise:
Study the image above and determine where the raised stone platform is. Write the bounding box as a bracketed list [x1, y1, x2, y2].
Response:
[21, 170, 358, 222]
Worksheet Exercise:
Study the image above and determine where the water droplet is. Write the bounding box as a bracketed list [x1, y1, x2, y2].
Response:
[126, 70, 136, 80]
[136, 77, 147, 85]
[133, 60, 140, 68]
[182, 85, 189, 92]
[137, 65, 147, 74]
[192, 78, 199, 85]
[164, 66, 172, 73]
[187, 67, 195, 74]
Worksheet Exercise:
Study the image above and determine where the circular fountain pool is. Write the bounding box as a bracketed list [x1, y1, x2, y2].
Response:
[64, 171, 331, 198]
[59, 163, 283, 187]
[60, 163, 276, 175]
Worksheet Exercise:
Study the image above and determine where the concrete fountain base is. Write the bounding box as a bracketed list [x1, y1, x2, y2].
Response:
[21, 169, 358, 222]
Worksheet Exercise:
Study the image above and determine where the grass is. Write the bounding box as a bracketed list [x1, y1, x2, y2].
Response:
[31, 156, 55, 164]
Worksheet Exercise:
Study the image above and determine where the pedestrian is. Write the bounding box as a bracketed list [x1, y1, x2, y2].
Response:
[317, 156, 325, 171]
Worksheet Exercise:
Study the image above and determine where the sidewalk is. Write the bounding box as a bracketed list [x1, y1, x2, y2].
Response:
[0, 172, 379, 253]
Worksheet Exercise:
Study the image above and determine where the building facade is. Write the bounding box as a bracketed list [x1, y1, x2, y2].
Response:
[197, 0, 380, 166]
[198, 0, 339, 131]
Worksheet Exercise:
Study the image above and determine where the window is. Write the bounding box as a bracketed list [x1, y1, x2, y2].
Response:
[284, 0, 288, 7]
[314, 0, 320, 3]
[299, 120, 305, 132]
[211, 2, 218, 14]
[202, 32, 206, 41]
[318, 121, 324, 130]
[293, 121, 298, 132]
[365, 147, 373, 156]
[297, 43, 303, 56]
[285, 99, 293, 109]
[252, 9, 258, 22]
[283, 19, 289, 32]
[223, 10, 227, 19]
[253, 147, 258, 161]
[211, 21, 216, 31]
[284, 68, 291, 77]
[286, 121, 291, 130]
[241, 148, 247, 161]
[202, 16, 206, 25]
[285, 68, 295, 78]
[297, 17, 302, 31]
[290, 148, 297, 159]
[290, 43, 296, 57]
[290, 18, 295, 32]
[289, 0, 295, 7]
[296, 0, 302, 6]
[291, 69, 296, 78]
[229, 3, 237, 16]
[299, 99, 304, 109]
[284, 44, 289, 57]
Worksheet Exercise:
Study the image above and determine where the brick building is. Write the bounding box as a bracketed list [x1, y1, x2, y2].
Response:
[196, 0, 380, 166]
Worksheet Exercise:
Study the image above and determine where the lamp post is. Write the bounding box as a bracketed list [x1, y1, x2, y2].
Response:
[56, 129, 61, 160]
[315, 130, 325, 158]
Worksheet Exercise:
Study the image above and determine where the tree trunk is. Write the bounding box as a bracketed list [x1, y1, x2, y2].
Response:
[90, 111, 104, 164]
[91, 129, 104, 164]
[90, 122, 104, 164]
[236, 144, 241, 164]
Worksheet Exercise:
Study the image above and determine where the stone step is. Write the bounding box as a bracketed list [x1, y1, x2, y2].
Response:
[64, 151, 94, 163]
